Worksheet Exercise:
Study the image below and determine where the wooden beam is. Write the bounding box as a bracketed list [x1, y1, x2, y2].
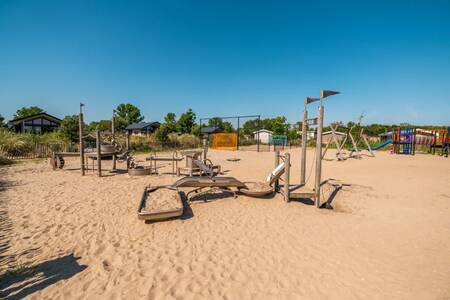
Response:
[314, 105, 324, 208]
[300, 107, 307, 185]
[96, 130, 102, 177]
[284, 153, 290, 202]
[79, 104, 85, 176]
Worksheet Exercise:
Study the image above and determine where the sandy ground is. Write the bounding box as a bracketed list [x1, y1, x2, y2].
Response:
[0, 148, 450, 299]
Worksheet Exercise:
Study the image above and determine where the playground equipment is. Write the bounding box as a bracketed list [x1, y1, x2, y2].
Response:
[392, 128, 415, 155]
[295, 90, 340, 207]
[321, 124, 346, 161]
[371, 139, 392, 151]
[138, 186, 184, 221]
[392, 127, 449, 156]
[51, 103, 133, 176]
[146, 151, 184, 175]
[346, 126, 375, 159]
[176, 140, 221, 176]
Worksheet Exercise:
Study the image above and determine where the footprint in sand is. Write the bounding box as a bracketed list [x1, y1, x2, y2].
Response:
[103, 260, 112, 272]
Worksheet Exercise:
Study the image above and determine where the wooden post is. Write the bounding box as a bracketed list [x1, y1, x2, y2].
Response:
[300, 102, 308, 185]
[112, 110, 116, 170]
[361, 129, 375, 157]
[126, 130, 130, 150]
[202, 138, 207, 161]
[348, 128, 360, 158]
[96, 130, 102, 177]
[274, 150, 280, 192]
[314, 104, 324, 208]
[79, 103, 85, 176]
[284, 153, 290, 202]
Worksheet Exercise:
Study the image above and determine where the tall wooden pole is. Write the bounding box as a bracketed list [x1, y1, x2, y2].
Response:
[79, 103, 85, 176]
[274, 150, 280, 192]
[111, 110, 116, 170]
[284, 153, 290, 202]
[96, 130, 102, 177]
[300, 101, 308, 185]
[314, 103, 324, 208]
[203, 138, 208, 161]
[125, 130, 131, 169]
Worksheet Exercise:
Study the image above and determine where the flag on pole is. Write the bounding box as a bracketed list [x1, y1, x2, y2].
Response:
[320, 90, 340, 98]
[305, 97, 320, 104]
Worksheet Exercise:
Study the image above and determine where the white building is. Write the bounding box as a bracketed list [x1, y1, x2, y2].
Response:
[253, 129, 273, 144]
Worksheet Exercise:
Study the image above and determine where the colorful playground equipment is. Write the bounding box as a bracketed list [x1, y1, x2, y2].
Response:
[392, 128, 416, 155]
[376, 127, 450, 157]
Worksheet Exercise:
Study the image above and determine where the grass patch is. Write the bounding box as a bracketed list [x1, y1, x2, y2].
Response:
[0, 156, 14, 166]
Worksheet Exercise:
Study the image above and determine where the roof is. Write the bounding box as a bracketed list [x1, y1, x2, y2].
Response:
[253, 129, 273, 134]
[201, 126, 222, 134]
[126, 122, 160, 130]
[9, 112, 62, 125]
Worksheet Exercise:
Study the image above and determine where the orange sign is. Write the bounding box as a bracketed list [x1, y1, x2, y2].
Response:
[211, 133, 238, 151]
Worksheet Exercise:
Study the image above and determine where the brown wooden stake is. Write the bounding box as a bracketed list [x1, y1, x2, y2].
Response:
[300, 100, 308, 185]
[112, 110, 116, 170]
[79, 104, 85, 176]
[96, 130, 102, 177]
[284, 153, 290, 202]
[202, 138, 207, 161]
[314, 104, 324, 208]
[361, 129, 375, 157]
[274, 150, 280, 192]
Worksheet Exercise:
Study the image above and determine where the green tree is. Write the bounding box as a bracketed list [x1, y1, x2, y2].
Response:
[176, 109, 196, 134]
[14, 106, 45, 119]
[88, 120, 111, 132]
[115, 103, 144, 131]
[0, 114, 5, 127]
[58, 115, 80, 142]
[191, 124, 201, 136]
[207, 117, 234, 132]
[242, 119, 259, 135]
[164, 112, 177, 133]
[154, 124, 171, 142]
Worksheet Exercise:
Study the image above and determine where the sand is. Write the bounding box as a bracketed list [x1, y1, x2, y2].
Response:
[0, 149, 450, 299]
[144, 188, 182, 212]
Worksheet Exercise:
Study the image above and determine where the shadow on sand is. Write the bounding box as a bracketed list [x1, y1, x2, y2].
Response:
[0, 254, 87, 300]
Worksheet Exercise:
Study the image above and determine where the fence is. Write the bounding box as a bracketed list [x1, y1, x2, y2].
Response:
[1, 142, 78, 160]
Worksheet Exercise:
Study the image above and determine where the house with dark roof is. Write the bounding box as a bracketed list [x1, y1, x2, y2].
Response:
[200, 126, 223, 136]
[8, 113, 62, 134]
[126, 122, 160, 135]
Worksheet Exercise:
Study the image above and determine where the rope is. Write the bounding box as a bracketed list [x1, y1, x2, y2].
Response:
[304, 150, 316, 185]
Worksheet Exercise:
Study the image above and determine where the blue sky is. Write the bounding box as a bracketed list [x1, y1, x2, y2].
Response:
[1, 0, 449, 125]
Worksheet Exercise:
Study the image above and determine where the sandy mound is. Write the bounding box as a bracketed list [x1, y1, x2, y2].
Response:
[144, 188, 182, 212]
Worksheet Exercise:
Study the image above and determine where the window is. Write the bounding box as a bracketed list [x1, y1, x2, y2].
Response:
[42, 119, 51, 125]
[32, 118, 43, 125]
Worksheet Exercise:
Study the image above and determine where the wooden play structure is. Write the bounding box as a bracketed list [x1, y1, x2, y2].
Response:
[146, 151, 184, 175]
[345, 125, 374, 159]
[137, 89, 341, 222]
[51, 103, 133, 177]
[321, 123, 347, 161]
[292, 90, 340, 207]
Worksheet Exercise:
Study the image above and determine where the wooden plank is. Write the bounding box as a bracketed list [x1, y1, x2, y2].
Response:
[300, 107, 307, 185]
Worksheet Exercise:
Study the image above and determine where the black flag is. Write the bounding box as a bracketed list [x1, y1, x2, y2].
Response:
[320, 90, 340, 98]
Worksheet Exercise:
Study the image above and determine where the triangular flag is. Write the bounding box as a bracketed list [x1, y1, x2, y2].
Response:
[320, 90, 340, 98]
